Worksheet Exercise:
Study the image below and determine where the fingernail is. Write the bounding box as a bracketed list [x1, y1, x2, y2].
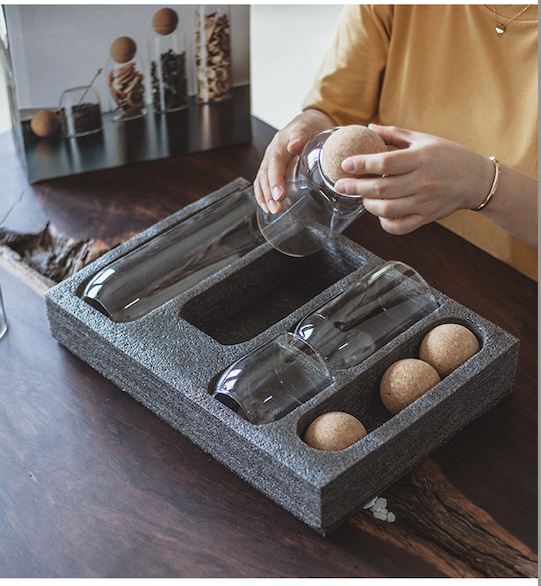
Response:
[334, 180, 346, 193]
[272, 186, 283, 201]
[260, 201, 269, 214]
[342, 159, 355, 172]
[269, 200, 280, 214]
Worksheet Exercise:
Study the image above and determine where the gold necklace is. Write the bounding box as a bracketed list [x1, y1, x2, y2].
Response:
[487, 5, 532, 36]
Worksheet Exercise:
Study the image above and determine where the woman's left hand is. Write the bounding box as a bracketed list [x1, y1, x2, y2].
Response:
[334, 124, 495, 235]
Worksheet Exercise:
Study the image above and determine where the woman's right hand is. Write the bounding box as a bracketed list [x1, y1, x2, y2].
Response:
[254, 109, 335, 214]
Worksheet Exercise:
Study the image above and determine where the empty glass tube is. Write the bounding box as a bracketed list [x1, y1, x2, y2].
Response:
[295, 261, 439, 369]
[213, 261, 438, 423]
[212, 332, 334, 425]
[80, 186, 264, 322]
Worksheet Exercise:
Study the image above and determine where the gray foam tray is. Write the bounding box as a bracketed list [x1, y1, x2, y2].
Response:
[45, 178, 519, 534]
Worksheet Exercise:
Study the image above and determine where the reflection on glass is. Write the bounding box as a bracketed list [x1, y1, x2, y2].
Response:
[80, 186, 264, 322]
[295, 261, 439, 369]
[0, 283, 7, 340]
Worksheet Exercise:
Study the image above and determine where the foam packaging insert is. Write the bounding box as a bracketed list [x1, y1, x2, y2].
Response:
[45, 178, 519, 534]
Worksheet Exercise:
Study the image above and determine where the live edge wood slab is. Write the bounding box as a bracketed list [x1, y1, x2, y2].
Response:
[0, 120, 537, 578]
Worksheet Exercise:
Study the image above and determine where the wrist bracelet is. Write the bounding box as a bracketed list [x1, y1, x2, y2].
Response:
[471, 157, 501, 211]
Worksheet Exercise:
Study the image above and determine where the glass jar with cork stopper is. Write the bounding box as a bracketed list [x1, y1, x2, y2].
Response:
[108, 36, 147, 121]
[149, 7, 189, 114]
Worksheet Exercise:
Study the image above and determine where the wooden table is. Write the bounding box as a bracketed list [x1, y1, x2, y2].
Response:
[0, 120, 537, 578]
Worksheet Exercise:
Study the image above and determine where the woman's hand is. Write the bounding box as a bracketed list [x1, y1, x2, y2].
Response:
[254, 109, 335, 214]
[334, 124, 497, 235]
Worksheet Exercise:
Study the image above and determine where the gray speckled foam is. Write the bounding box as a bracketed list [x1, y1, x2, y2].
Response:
[45, 179, 519, 534]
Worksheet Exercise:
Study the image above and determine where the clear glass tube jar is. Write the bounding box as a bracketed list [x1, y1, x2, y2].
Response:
[58, 86, 103, 138]
[295, 261, 439, 369]
[194, 5, 232, 103]
[257, 128, 367, 257]
[149, 8, 189, 113]
[80, 186, 264, 322]
[212, 260, 436, 422]
[108, 36, 147, 121]
[212, 332, 334, 425]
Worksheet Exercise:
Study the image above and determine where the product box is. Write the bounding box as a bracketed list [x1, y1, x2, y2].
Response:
[45, 179, 519, 534]
[0, 5, 251, 182]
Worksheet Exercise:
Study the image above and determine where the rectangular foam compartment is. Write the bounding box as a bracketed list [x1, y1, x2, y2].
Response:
[45, 178, 519, 534]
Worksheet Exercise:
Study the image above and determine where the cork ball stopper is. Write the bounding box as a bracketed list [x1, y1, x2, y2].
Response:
[152, 7, 179, 35]
[110, 36, 137, 64]
[380, 358, 441, 414]
[303, 411, 367, 451]
[320, 125, 387, 183]
[30, 109, 59, 137]
[419, 323, 480, 378]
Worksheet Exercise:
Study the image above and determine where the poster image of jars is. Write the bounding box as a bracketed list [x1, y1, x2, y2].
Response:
[2, 5, 251, 182]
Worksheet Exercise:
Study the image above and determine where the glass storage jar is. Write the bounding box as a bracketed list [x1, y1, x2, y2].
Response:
[149, 8, 189, 113]
[59, 86, 103, 138]
[108, 36, 147, 121]
[194, 5, 232, 103]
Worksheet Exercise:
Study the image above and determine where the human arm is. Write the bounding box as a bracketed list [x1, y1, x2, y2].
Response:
[334, 124, 538, 248]
[253, 109, 336, 214]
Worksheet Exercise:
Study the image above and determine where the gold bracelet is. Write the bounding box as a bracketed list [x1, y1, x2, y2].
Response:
[471, 157, 501, 211]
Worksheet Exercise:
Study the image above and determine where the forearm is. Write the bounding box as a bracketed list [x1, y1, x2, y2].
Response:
[477, 164, 538, 249]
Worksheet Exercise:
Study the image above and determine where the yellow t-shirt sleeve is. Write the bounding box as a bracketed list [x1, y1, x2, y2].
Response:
[302, 5, 393, 126]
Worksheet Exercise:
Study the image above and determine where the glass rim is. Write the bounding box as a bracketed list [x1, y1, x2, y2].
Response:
[368, 260, 435, 297]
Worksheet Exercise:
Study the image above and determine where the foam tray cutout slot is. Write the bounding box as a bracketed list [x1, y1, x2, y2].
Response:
[180, 245, 364, 345]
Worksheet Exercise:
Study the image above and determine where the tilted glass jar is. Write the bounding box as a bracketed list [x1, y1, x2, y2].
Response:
[257, 128, 368, 257]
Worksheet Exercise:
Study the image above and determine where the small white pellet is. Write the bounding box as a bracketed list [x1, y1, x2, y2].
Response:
[375, 497, 387, 509]
[387, 512, 396, 523]
[373, 511, 387, 521]
[363, 496, 378, 509]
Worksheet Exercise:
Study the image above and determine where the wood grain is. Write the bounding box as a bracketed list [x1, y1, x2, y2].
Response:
[0, 121, 537, 578]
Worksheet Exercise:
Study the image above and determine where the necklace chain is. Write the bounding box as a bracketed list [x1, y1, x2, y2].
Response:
[485, 5, 532, 36]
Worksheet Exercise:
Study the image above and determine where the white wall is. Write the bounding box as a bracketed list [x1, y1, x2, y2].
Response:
[250, 5, 343, 130]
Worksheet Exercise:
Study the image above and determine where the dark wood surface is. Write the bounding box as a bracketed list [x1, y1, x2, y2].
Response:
[0, 120, 537, 578]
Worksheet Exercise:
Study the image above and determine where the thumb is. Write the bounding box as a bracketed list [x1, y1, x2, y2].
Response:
[368, 123, 415, 150]
[286, 128, 313, 155]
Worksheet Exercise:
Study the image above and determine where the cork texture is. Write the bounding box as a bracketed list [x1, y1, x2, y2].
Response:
[44, 179, 519, 534]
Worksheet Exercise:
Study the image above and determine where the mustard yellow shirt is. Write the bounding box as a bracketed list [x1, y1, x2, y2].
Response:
[303, 5, 538, 280]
